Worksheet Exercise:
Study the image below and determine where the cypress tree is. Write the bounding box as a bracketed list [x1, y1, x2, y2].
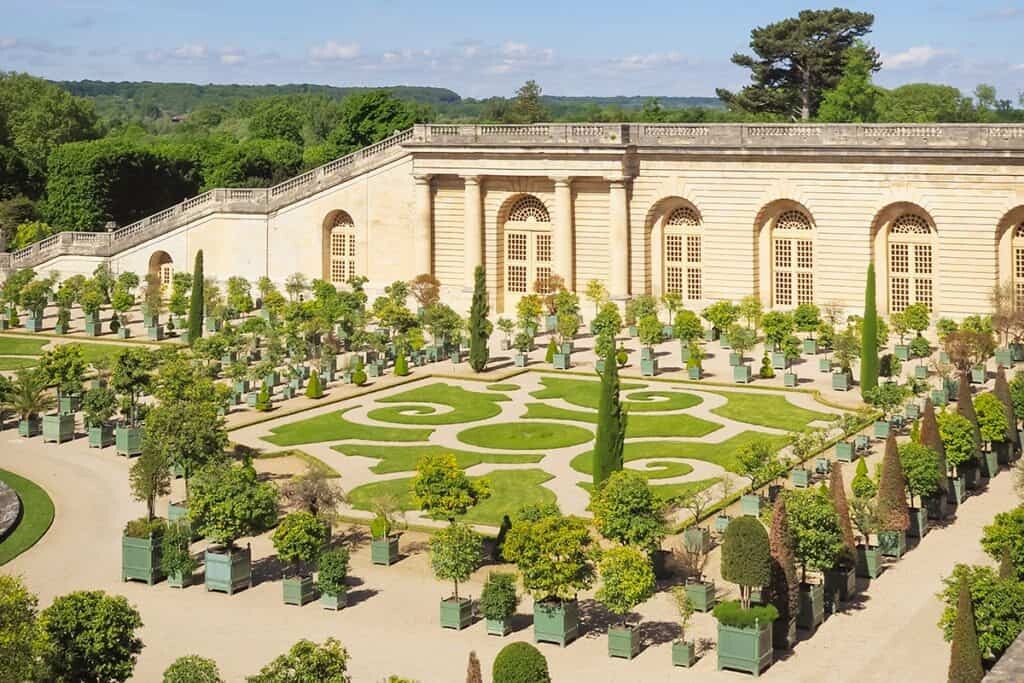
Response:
[545, 338, 557, 364]
[999, 546, 1015, 580]
[947, 578, 984, 683]
[767, 496, 799, 650]
[860, 262, 879, 397]
[593, 346, 627, 488]
[394, 352, 409, 376]
[829, 465, 857, 564]
[877, 433, 910, 532]
[956, 376, 983, 456]
[467, 265, 490, 372]
[993, 366, 1019, 454]
[188, 250, 204, 344]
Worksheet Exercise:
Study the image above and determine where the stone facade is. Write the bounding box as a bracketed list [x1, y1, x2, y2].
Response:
[6, 122, 1024, 318]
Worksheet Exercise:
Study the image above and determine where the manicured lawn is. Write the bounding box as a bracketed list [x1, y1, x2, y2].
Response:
[521, 403, 722, 438]
[0, 357, 39, 371]
[332, 443, 542, 474]
[486, 383, 519, 392]
[264, 407, 434, 446]
[0, 337, 48, 356]
[530, 376, 645, 409]
[570, 431, 791, 476]
[76, 342, 131, 367]
[369, 383, 509, 425]
[0, 469, 55, 566]
[457, 421, 593, 450]
[253, 449, 341, 477]
[710, 391, 836, 431]
[622, 390, 703, 412]
[348, 468, 556, 526]
[578, 477, 718, 503]
[0, 338, 132, 370]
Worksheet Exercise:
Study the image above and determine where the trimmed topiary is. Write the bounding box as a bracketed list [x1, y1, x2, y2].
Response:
[352, 368, 367, 386]
[860, 263, 878, 397]
[721, 515, 771, 608]
[545, 338, 557, 364]
[305, 370, 323, 399]
[592, 347, 627, 489]
[492, 642, 551, 683]
[188, 250, 204, 344]
[877, 434, 909, 532]
[947, 578, 984, 683]
[467, 265, 490, 372]
[394, 353, 409, 377]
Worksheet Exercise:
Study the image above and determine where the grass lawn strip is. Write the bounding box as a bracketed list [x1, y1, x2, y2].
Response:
[371, 383, 509, 425]
[0, 357, 39, 371]
[529, 376, 645, 409]
[252, 449, 341, 477]
[521, 402, 722, 438]
[0, 337, 48, 356]
[264, 406, 434, 446]
[331, 444, 542, 474]
[621, 389, 703, 411]
[457, 421, 593, 450]
[347, 469, 556, 526]
[570, 431, 791, 477]
[486, 383, 519, 392]
[709, 391, 836, 431]
[578, 477, 719, 503]
[0, 469, 55, 566]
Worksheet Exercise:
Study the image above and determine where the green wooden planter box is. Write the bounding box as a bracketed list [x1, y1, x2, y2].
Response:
[167, 570, 192, 589]
[685, 579, 716, 612]
[719, 334, 731, 349]
[233, 379, 250, 394]
[608, 626, 640, 659]
[832, 371, 851, 391]
[729, 351, 742, 367]
[321, 592, 346, 610]
[931, 388, 948, 406]
[122, 533, 164, 585]
[450, 350, 462, 364]
[680, 343, 690, 362]
[25, 317, 43, 333]
[971, 366, 986, 384]
[283, 575, 316, 606]
[824, 566, 857, 603]
[715, 514, 731, 532]
[771, 351, 787, 370]
[246, 392, 259, 407]
[803, 338, 818, 354]
[704, 328, 719, 341]
[905, 403, 920, 420]
[117, 327, 131, 339]
[819, 357, 832, 373]
[836, 441, 855, 462]
[204, 545, 252, 595]
[672, 640, 696, 667]
[85, 319, 102, 336]
[544, 314, 557, 332]
[59, 394, 81, 414]
[534, 599, 580, 647]
[0, 318, 9, 330]
[784, 372, 798, 387]
[688, 366, 703, 380]
[54, 323, 68, 335]
[797, 583, 825, 632]
[741, 494, 761, 517]
[982, 450, 999, 479]
[682, 527, 711, 555]
[996, 348, 1013, 368]
[1013, 343, 1024, 362]
[18, 418, 41, 437]
[367, 362, 381, 377]
[790, 468, 810, 488]
[42, 413, 75, 443]
[915, 364, 928, 379]
[204, 317, 222, 333]
[873, 420, 890, 438]
[734, 364, 752, 384]
[116, 426, 143, 456]
[88, 424, 115, 448]
[147, 325, 164, 341]
[908, 507, 928, 539]
[894, 344, 910, 361]
[717, 620, 773, 677]
[263, 371, 280, 387]
[925, 494, 947, 520]
[221, 352, 237, 365]
[640, 358, 658, 376]
[965, 465, 980, 490]
[856, 545, 882, 579]
[514, 353, 528, 367]
[553, 352, 572, 370]
[440, 597, 474, 630]
[486, 616, 512, 636]
[371, 536, 400, 565]
[878, 530, 906, 559]
[281, 386, 295, 400]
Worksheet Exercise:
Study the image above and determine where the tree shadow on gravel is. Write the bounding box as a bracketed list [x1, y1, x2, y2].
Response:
[251, 554, 286, 586]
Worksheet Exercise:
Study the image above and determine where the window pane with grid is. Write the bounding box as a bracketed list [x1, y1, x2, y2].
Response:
[665, 266, 684, 294]
[507, 233, 527, 261]
[775, 271, 792, 306]
[535, 233, 552, 265]
[687, 235, 701, 264]
[534, 267, 552, 294]
[914, 278, 933, 311]
[508, 265, 527, 293]
[665, 235, 683, 263]
[891, 277, 910, 313]
[914, 245, 932, 274]
[1015, 244, 1024, 310]
[796, 272, 813, 305]
[890, 243, 909, 273]
[775, 239, 792, 268]
[687, 267, 702, 300]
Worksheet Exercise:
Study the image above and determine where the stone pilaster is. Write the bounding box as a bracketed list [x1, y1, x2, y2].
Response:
[462, 175, 483, 290]
[552, 176, 574, 290]
[413, 174, 433, 276]
[607, 175, 630, 300]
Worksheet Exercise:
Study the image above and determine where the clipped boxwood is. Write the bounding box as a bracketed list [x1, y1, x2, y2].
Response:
[124, 517, 165, 538]
[480, 571, 519, 620]
[712, 600, 779, 628]
[493, 641, 551, 683]
[318, 547, 350, 597]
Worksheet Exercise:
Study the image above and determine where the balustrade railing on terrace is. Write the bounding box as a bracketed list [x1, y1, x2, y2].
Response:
[7, 122, 1024, 274]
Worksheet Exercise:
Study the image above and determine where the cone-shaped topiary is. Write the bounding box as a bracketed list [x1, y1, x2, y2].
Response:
[466, 650, 482, 683]
[394, 352, 409, 377]
[721, 515, 771, 609]
[188, 250, 204, 344]
[493, 642, 551, 683]
[545, 337, 557, 364]
[851, 457, 877, 499]
[767, 496, 799, 646]
[305, 370, 323, 399]
[255, 383, 271, 412]
[467, 265, 490, 373]
[994, 366, 1019, 452]
[860, 262, 879, 398]
[877, 433, 910, 532]
[921, 398, 948, 475]
[592, 346, 627, 489]
[956, 374, 982, 454]
[947, 578, 984, 683]
[829, 465, 857, 565]
[999, 546, 1015, 580]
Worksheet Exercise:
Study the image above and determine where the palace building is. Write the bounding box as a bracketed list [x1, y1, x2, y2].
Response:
[5, 122, 1024, 318]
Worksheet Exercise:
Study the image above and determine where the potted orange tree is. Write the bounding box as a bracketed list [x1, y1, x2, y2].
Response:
[597, 546, 656, 659]
[430, 522, 482, 630]
[273, 510, 330, 606]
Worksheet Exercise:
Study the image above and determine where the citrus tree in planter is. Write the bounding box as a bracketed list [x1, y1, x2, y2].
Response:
[728, 324, 757, 383]
[671, 586, 697, 667]
[897, 441, 943, 539]
[831, 327, 860, 391]
[19, 277, 50, 332]
[248, 638, 351, 683]
[637, 314, 662, 376]
[503, 512, 595, 647]
[678, 487, 715, 610]
[585, 278, 609, 322]
[162, 655, 223, 683]
[864, 382, 907, 438]
[938, 564, 1024, 665]
[189, 462, 280, 595]
[784, 487, 843, 633]
[124, 446, 171, 585]
[661, 291, 683, 335]
[715, 515, 777, 677]
[591, 302, 622, 373]
[429, 522, 483, 630]
[111, 347, 154, 456]
[876, 434, 911, 559]
[794, 303, 822, 354]
[161, 520, 198, 589]
[975, 392, 1008, 478]
[10, 367, 54, 437]
[701, 300, 739, 342]
[82, 385, 117, 448]
[411, 453, 490, 522]
[938, 410, 977, 505]
[981, 507, 1024, 581]
[590, 470, 666, 556]
[516, 294, 542, 339]
[368, 496, 404, 566]
[317, 547, 350, 610]
[39, 344, 86, 443]
[273, 510, 330, 606]
[674, 309, 703, 360]
[480, 571, 519, 636]
[597, 546, 656, 660]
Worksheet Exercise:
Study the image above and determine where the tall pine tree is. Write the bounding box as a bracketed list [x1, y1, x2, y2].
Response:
[947, 578, 984, 683]
[860, 262, 879, 397]
[593, 346, 627, 488]
[188, 250, 204, 344]
[768, 496, 799, 650]
[467, 265, 490, 372]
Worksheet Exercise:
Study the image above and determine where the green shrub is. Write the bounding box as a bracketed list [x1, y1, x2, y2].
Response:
[160, 520, 197, 579]
[939, 564, 1024, 661]
[981, 506, 1024, 581]
[545, 338, 557, 363]
[492, 642, 550, 683]
[163, 655, 223, 683]
[123, 516, 165, 538]
[305, 370, 323, 399]
[352, 368, 367, 386]
[480, 572, 519, 621]
[370, 515, 391, 540]
[255, 383, 271, 411]
[317, 547, 350, 597]
[394, 353, 409, 376]
[721, 515, 771, 607]
[712, 600, 779, 628]
[759, 353, 775, 378]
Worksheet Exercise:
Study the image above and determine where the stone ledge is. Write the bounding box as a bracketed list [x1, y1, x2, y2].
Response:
[0, 479, 22, 543]
[985, 630, 1024, 682]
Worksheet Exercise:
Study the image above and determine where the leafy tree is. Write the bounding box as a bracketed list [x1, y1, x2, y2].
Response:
[717, 9, 879, 119]
[503, 513, 595, 602]
[248, 98, 304, 145]
[189, 463, 279, 549]
[975, 392, 1009, 450]
[317, 547, 350, 599]
[129, 447, 171, 521]
[584, 279, 608, 317]
[876, 83, 972, 123]
[939, 410, 978, 477]
[409, 273, 441, 310]
[225, 276, 254, 315]
[0, 574, 43, 683]
[721, 515, 771, 609]
[898, 442, 943, 508]
[411, 453, 490, 522]
[429, 522, 482, 600]
[326, 90, 423, 156]
[188, 250, 204, 343]
[673, 309, 703, 343]
[596, 546, 656, 625]
[39, 343, 86, 407]
[508, 80, 549, 124]
[590, 470, 665, 552]
[702, 300, 739, 335]
[864, 382, 907, 420]
[593, 345, 627, 488]
[981, 507, 1024, 581]
[163, 656, 224, 683]
[467, 265, 491, 372]
[861, 263, 879, 397]
[739, 294, 763, 332]
[939, 564, 1024, 662]
[766, 497, 799, 645]
[248, 638, 350, 683]
[492, 642, 550, 683]
[272, 511, 330, 577]
[142, 397, 227, 498]
[736, 437, 781, 490]
[947, 577, 984, 683]
[785, 487, 844, 580]
[39, 590, 143, 683]
[817, 42, 882, 122]
[877, 434, 910, 532]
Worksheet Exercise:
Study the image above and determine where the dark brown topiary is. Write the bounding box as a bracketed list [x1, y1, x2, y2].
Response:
[994, 366, 1019, 451]
[829, 466, 857, 564]
[767, 496, 799, 642]
[466, 650, 482, 683]
[956, 373, 983, 454]
[877, 433, 910, 532]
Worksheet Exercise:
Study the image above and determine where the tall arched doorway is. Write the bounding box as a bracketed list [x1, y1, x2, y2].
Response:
[501, 195, 552, 312]
[147, 251, 173, 295]
[755, 201, 816, 308]
[885, 212, 936, 313]
[323, 211, 357, 287]
[655, 204, 703, 303]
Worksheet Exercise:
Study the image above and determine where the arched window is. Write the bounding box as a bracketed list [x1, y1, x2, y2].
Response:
[328, 212, 356, 286]
[664, 206, 702, 301]
[504, 196, 552, 307]
[159, 263, 173, 293]
[772, 210, 814, 306]
[888, 213, 934, 313]
[148, 251, 173, 295]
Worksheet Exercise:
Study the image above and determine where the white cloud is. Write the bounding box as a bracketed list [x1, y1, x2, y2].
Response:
[883, 45, 951, 70]
[611, 51, 686, 71]
[309, 40, 361, 62]
[173, 43, 207, 59]
[218, 47, 245, 65]
[502, 41, 529, 57]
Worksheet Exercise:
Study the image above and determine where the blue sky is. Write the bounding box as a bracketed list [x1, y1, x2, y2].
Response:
[1, 0, 1021, 100]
